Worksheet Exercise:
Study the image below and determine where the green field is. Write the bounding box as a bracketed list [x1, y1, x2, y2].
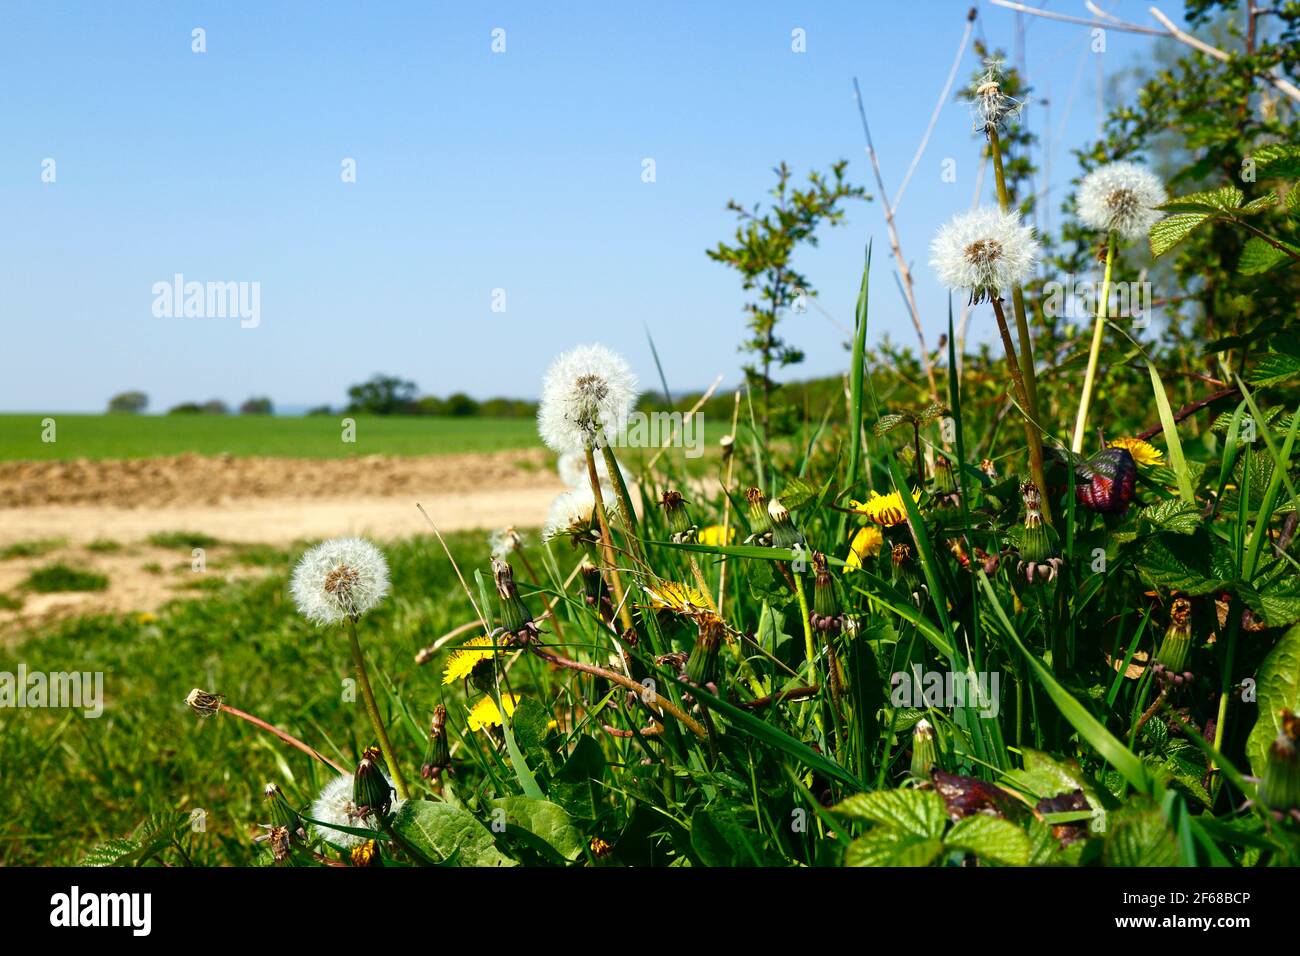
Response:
[0, 414, 542, 461]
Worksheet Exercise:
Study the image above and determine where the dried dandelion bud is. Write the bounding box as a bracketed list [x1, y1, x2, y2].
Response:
[767, 497, 803, 550]
[745, 487, 770, 533]
[1153, 597, 1194, 687]
[421, 705, 451, 781]
[1016, 480, 1062, 585]
[659, 490, 696, 543]
[185, 687, 223, 718]
[687, 615, 725, 688]
[809, 552, 842, 635]
[264, 783, 301, 833]
[493, 558, 537, 641]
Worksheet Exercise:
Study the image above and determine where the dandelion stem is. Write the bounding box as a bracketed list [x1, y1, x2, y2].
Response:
[585, 447, 636, 632]
[345, 617, 409, 800]
[214, 702, 347, 774]
[1072, 231, 1117, 454]
[988, 125, 1053, 525]
[600, 443, 642, 549]
[527, 645, 708, 739]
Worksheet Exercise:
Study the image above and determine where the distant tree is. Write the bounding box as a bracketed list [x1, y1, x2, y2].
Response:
[239, 396, 273, 415]
[201, 399, 229, 415]
[167, 402, 203, 415]
[444, 392, 480, 416]
[346, 374, 418, 415]
[306, 405, 333, 416]
[107, 391, 148, 414]
[708, 161, 867, 439]
[413, 395, 447, 416]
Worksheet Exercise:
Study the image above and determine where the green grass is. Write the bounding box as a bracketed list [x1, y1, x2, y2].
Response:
[85, 539, 123, 553]
[1, 538, 66, 560]
[0, 414, 542, 461]
[23, 564, 110, 593]
[0, 532, 491, 866]
[147, 531, 220, 550]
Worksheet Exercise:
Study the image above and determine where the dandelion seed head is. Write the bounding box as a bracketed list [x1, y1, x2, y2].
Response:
[543, 486, 598, 541]
[1077, 161, 1167, 240]
[930, 208, 1038, 299]
[970, 59, 1026, 132]
[538, 344, 638, 454]
[489, 526, 523, 560]
[310, 772, 403, 850]
[290, 536, 389, 626]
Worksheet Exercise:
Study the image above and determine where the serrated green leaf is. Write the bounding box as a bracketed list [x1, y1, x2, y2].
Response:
[1246, 622, 1300, 779]
[81, 837, 142, 867]
[874, 413, 907, 436]
[1158, 186, 1244, 213]
[1136, 530, 1226, 595]
[1253, 143, 1300, 178]
[831, 789, 946, 838]
[690, 808, 766, 866]
[1239, 191, 1280, 214]
[778, 475, 819, 510]
[1150, 212, 1210, 257]
[1102, 805, 1178, 866]
[1240, 236, 1299, 275]
[945, 815, 1031, 866]
[844, 828, 943, 866]
[1249, 352, 1300, 387]
[1139, 499, 1202, 535]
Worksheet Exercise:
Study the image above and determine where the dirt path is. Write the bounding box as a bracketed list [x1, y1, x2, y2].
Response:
[0, 451, 566, 634]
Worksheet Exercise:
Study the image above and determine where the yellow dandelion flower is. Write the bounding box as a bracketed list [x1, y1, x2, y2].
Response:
[843, 526, 884, 572]
[643, 580, 713, 614]
[1107, 436, 1163, 467]
[697, 525, 736, 547]
[350, 840, 379, 867]
[467, 693, 519, 731]
[849, 489, 921, 527]
[442, 643, 496, 686]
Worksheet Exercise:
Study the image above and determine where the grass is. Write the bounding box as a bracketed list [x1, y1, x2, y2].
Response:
[85, 539, 123, 553]
[0, 414, 542, 461]
[0, 532, 491, 866]
[147, 531, 220, 550]
[1, 539, 66, 560]
[22, 564, 110, 593]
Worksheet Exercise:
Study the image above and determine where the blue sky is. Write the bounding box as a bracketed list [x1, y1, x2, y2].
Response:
[0, 1, 1179, 413]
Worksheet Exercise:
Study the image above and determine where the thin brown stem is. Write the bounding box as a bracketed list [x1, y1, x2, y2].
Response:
[585, 447, 635, 632]
[217, 703, 347, 774]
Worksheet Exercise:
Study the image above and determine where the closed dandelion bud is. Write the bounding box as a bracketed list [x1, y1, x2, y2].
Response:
[421, 705, 451, 781]
[1153, 597, 1193, 686]
[1261, 712, 1300, 812]
[932, 456, 957, 493]
[687, 615, 724, 687]
[493, 558, 537, 641]
[979, 459, 998, 481]
[264, 783, 301, 832]
[745, 487, 770, 533]
[354, 747, 392, 818]
[911, 718, 937, 779]
[768, 497, 802, 550]
[659, 490, 695, 542]
[579, 557, 605, 608]
[809, 552, 841, 634]
[1016, 481, 1062, 585]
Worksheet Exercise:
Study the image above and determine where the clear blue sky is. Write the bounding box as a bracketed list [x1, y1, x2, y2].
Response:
[0, 1, 1181, 413]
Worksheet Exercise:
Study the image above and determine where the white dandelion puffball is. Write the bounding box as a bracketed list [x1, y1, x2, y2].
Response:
[538, 344, 638, 454]
[543, 486, 597, 541]
[310, 772, 404, 850]
[931, 208, 1039, 296]
[290, 537, 390, 626]
[557, 448, 623, 494]
[1076, 160, 1167, 240]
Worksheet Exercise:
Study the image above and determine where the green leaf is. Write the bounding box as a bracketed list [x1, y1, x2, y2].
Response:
[690, 808, 766, 866]
[874, 413, 907, 436]
[1102, 805, 1179, 867]
[978, 573, 1150, 793]
[1239, 191, 1280, 214]
[487, 796, 584, 862]
[1240, 236, 1298, 275]
[1147, 362, 1195, 503]
[390, 800, 516, 867]
[945, 815, 1031, 866]
[1136, 530, 1226, 595]
[1149, 212, 1210, 257]
[844, 828, 944, 866]
[831, 789, 946, 838]
[778, 475, 819, 510]
[82, 837, 142, 867]
[1158, 186, 1244, 214]
[1253, 143, 1300, 178]
[1138, 499, 1202, 535]
[549, 735, 604, 820]
[1249, 352, 1300, 388]
[509, 696, 552, 760]
[1246, 622, 1300, 778]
